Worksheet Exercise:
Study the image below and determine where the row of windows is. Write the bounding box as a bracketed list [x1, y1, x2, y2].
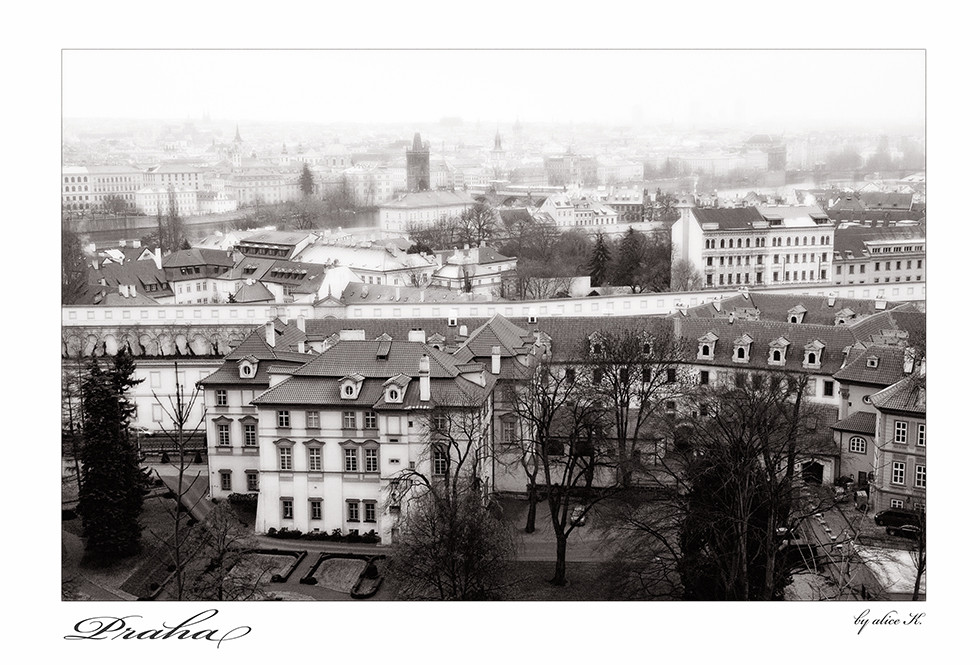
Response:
[218, 469, 259, 492]
[281, 498, 377, 523]
[870, 245, 924, 254]
[894, 421, 925, 446]
[215, 422, 257, 447]
[705, 235, 830, 250]
[276, 443, 380, 473]
[277, 410, 379, 430]
[837, 260, 923, 275]
[891, 462, 926, 488]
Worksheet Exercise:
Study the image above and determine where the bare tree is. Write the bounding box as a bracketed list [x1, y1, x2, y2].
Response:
[184, 502, 273, 601]
[385, 404, 515, 600]
[505, 358, 620, 586]
[670, 258, 704, 291]
[585, 327, 689, 489]
[146, 362, 206, 600]
[608, 371, 837, 600]
[457, 203, 500, 246]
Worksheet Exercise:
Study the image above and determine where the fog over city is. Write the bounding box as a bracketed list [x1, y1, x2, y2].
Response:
[63, 49, 924, 132]
[59, 44, 929, 627]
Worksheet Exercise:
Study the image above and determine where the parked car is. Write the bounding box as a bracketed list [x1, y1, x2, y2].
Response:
[873, 508, 921, 529]
[887, 524, 922, 540]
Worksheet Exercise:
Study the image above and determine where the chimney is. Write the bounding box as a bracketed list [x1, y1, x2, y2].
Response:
[119, 239, 126, 247]
[154, 248, 162, 270]
[728, 312, 735, 325]
[491, 345, 501, 375]
[265, 321, 276, 347]
[408, 329, 427, 343]
[297, 339, 306, 353]
[419, 355, 431, 402]
[827, 294, 836, 307]
[296, 315, 306, 332]
[459, 324, 468, 337]
[118, 284, 127, 297]
[395, 285, 401, 301]
[339, 329, 366, 341]
[132, 239, 141, 248]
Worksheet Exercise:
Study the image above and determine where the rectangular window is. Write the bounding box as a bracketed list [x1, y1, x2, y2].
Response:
[914, 465, 926, 489]
[894, 421, 908, 444]
[347, 501, 360, 522]
[823, 380, 834, 397]
[246, 471, 259, 491]
[344, 448, 358, 472]
[666, 368, 677, 383]
[432, 414, 449, 432]
[217, 424, 230, 446]
[849, 265, 854, 274]
[365, 448, 379, 473]
[502, 420, 516, 444]
[890, 499, 905, 509]
[220, 471, 231, 491]
[364, 411, 378, 429]
[891, 461, 906, 485]
[343, 411, 357, 429]
[364, 501, 376, 523]
[700, 370, 710, 385]
[277, 410, 290, 428]
[282, 499, 293, 519]
[849, 437, 867, 454]
[279, 446, 292, 471]
[916, 424, 925, 447]
[642, 368, 652, 383]
[150, 371, 161, 388]
[216, 389, 227, 406]
[433, 447, 449, 475]
[243, 423, 257, 447]
[310, 499, 322, 520]
[308, 447, 322, 472]
[306, 410, 320, 428]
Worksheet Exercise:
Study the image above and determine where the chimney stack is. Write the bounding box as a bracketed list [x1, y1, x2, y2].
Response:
[154, 248, 163, 270]
[491, 345, 501, 375]
[297, 339, 306, 354]
[296, 315, 306, 332]
[265, 321, 276, 347]
[395, 285, 401, 301]
[419, 355, 431, 402]
[408, 329, 427, 343]
[459, 324, 468, 337]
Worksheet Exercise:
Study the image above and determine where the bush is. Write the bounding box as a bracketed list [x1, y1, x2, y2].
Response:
[229, 492, 258, 504]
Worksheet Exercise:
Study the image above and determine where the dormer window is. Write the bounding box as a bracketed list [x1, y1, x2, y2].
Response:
[697, 332, 719, 361]
[387, 388, 401, 402]
[866, 356, 879, 369]
[732, 334, 753, 364]
[643, 342, 651, 355]
[803, 340, 825, 370]
[768, 337, 790, 366]
[238, 356, 258, 379]
[339, 373, 365, 399]
[787, 305, 807, 324]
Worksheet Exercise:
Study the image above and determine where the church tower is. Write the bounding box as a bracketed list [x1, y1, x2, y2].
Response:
[406, 132, 430, 192]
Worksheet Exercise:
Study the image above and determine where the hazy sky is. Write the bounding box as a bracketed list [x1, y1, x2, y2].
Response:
[63, 49, 924, 131]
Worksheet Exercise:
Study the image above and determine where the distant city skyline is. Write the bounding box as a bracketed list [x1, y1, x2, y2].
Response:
[63, 49, 925, 133]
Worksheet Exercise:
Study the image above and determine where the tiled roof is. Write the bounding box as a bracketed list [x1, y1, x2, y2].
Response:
[379, 191, 476, 209]
[162, 248, 236, 269]
[340, 283, 476, 304]
[692, 207, 766, 230]
[831, 411, 877, 435]
[237, 230, 313, 246]
[233, 281, 275, 303]
[460, 314, 535, 357]
[683, 292, 900, 327]
[845, 305, 925, 347]
[291, 340, 465, 379]
[832, 224, 924, 258]
[676, 318, 856, 373]
[870, 374, 925, 415]
[832, 345, 909, 386]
